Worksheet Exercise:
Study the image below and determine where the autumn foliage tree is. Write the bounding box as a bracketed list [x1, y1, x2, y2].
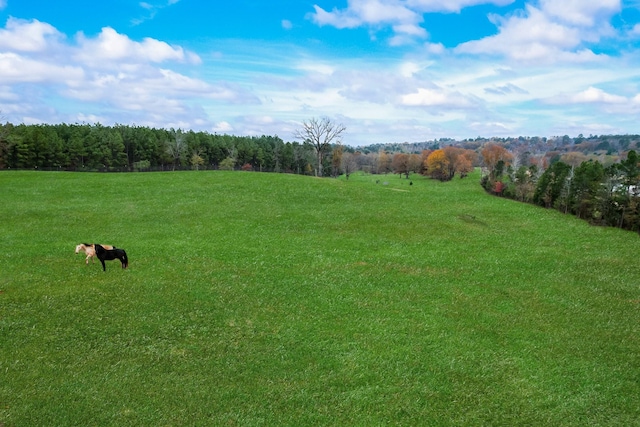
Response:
[392, 153, 410, 178]
[390, 153, 421, 178]
[425, 147, 476, 181]
[377, 150, 392, 174]
[480, 143, 514, 193]
[443, 146, 476, 178]
[481, 143, 513, 179]
[425, 149, 449, 181]
[408, 154, 423, 175]
[420, 149, 433, 174]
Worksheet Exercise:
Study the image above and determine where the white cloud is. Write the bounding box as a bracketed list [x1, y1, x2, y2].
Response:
[0, 17, 255, 131]
[401, 87, 474, 108]
[74, 27, 201, 65]
[549, 87, 629, 105]
[407, 0, 514, 13]
[455, 1, 621, 63]
[310, 0, 424, 41]
[309, 0, 514, 43]
[212, 121, 234, 133]
[393, 23, 427, 38]
[0, 18, 64, 52]
[0, 3, 638, 144]
[295, 61, 335, 76]
[423, 42, 445, 54]
[399, 61, 421, 77]
[0, 52, 84, 83]
[571, 87, 627, 104]
[539, 0, 620, 27]
[308, 0, 622, 51]
[310, 5, 362, 29]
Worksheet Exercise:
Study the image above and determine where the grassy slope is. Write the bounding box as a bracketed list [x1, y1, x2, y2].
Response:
[1, 170, 639, 426]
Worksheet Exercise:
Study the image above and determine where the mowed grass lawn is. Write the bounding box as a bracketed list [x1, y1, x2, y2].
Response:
[1, 170, 639, 426]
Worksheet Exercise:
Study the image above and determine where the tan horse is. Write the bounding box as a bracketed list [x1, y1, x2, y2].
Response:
[75, 243, 115, 265]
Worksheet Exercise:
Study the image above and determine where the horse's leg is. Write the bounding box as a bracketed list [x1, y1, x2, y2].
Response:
[85, 254, 90, 265]
[100, 259, 106, 272]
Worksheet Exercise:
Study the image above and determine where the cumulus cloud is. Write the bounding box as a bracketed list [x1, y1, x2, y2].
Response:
[0, 18, 64, 52]
[308, 0, 623, 58]
[0, 17, 257, 130]
[570, 87, 627, 104]
[74, 27, 201, 65]
[455, 1, 621, 63]
[0, 52, 84, 83]
[309, 0, 514, 43]
[310, 0, 425, 44]
[539, 0, 620, 27]
[1, 2, 638, 144]
[548, 87, 629, 105]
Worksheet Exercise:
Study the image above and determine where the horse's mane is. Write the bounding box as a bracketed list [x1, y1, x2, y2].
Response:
[82, 243, 93, 247]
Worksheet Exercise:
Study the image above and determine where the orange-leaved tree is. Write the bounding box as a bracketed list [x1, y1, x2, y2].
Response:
[481, 143, 513, 179]
[420, 149, 433, 174]
[392, 153, 410, 178]
[443, 146, 476, 179]
[425, 149, 450, 181]
[377, 150, 392, 174]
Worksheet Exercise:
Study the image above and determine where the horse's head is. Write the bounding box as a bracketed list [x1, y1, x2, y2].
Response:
[75, 244, 83, 254]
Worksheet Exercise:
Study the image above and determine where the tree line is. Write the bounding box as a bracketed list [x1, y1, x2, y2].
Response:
[477, 143, 640, 234]
[0, 121, 476, 177]
[1, 121, 639, 234]
[0, 123, 316, 173]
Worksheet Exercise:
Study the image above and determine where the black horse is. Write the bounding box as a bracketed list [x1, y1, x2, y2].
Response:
[94, 244, 128, 271]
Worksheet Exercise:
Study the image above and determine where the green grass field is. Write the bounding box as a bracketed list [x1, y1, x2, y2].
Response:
[1, 170, 639, 426]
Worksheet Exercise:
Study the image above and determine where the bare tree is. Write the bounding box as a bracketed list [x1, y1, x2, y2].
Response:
[294, 117, 346, 177]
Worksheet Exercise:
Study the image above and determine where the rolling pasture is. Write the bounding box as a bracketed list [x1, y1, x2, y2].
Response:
[1, 170, 639, 426]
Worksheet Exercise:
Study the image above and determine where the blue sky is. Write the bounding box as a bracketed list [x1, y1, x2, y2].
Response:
[1, 0, 639, 146]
